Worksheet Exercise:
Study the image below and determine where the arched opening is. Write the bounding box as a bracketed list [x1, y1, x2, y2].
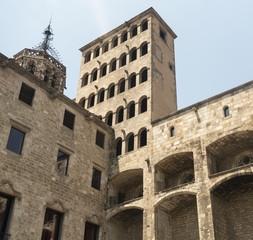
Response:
[91, 68, 98, 82]
[81, 74, 89, 87]
[156, 194, 199, 240]
[223, 106, 230, 117]
[120, 53, 127, 67]
[139, 96, 147, 113]
[112, 36, 118, 48]
[94, 47, 100, 58]
[139, 128, 147, 147]
[140, 42, 148, 56]
[126, 133, 134, 152]
[79, 98, 86, 108]
[108, 84, 115, 98]
[97, 89, 105, 103]
[116, 107, 124, 124]
[121, 31, 128, 43]
[106, 111, 113, 126]
[127, 102, 135, 119]
[115, 138, 122, 156]
[118, 79, 125, 94]
[84, 51, 91, 63]
[100, 63, 107, 77]
[141, 20, 148, 32]
[211, 175, 253, 240]
[103, 42, 109, 53]
[131, 25, 138, 38]
[206, 131, 253, 175]
[170, 126, 175, 137]
[88, 94, 95, 108]
[140, 68, 148, 83]
[128, 73, 136, 89]
[110, 59, 117, 72]
[130, 48, 137, 62]
[155, 152, 195, 192]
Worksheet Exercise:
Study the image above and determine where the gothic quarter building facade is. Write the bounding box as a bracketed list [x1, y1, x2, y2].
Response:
[0, 7, 253, 240]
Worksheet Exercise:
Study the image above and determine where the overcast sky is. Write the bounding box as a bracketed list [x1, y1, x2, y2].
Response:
[1, 0, 253, 109]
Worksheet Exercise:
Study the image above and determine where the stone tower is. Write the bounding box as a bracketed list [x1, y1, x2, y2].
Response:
[13, 23, 66, 93]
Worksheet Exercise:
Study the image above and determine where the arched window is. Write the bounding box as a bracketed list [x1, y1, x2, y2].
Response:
[131, 25, 137, 38]
[108, 84, 115, 98]
[106, 111, 113, 126]
[170, 127, 175, 137]
[128, 102, 135, 119]
[28, 61, 35, 74]
[100, 64, 107, 77]
[116, 138, 122, 156]
[141, 20, 148, 32]
[129, 74, 136, 89]
[140, 68, 148, 83]
[118, 79, 125, 94]
[112, 36, 118, 48]
[139, 97, 147, 113]
[98, 89, 105, 103]
[79, 98, 86, 108]
[121, 31, 128, 43]
[130, 48, 137, 62]
[81, 74, 89, 87]
[103, 42, 109, 53]
[116, 107, 124, 123]
[84, 52, 91, 63]
[127, 133, 134, 152]
[88, 94, 95, 108]
[120, 53, 127, 67]
[139, 128, 147, 147]
[141, 42, 148, 56]
[91, 69, 98, 82]
[224, 106, 230, 117]
[110, 59, 117, 72]
[94, 47, 100, 58]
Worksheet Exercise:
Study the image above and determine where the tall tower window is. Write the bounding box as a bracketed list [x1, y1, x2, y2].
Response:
[112, 37, 118, 48]
[128, 102, 135, 119]
[141, 20, 148, 32]
[103, 42, 109, 53]
[110, 59, 117, 72]
[139, 128, 147, 147]
[98, 89, 105, 103]
[88, 94, 95, 108]
[19, 83, 35, 106]
[129, 74, 136, 89]
[79, 98, 86, 108]
[85, 52, 91, 63]
[130, 48, 137, 62]
[127, 133, 134, 152]
[116, 107, 124, 123]
[121, 31, 128, 43]
[120, 53, 127, 67]
[170, 127, 175, 137]
[140, 97, 147, 113]
[224, 106, 230, 117]
[131, 26, 138, 38]
[101, 64, 107, 77]
[91, 69, 98, 82]
[106, 112, 113, 126]
[118, 79, 125, 93]
[116, 138, 122, 156]
[160, 29, 166, 42]
[140, 68, 148, 83]
[108, 84, 115, 98]
[141, 42, 148, 56]
[81, 74, 89, 87]
[94, 47, 100, 58]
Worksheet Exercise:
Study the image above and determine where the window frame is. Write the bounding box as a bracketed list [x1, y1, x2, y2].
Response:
[95, 130, 105, 149]
[57, 150, 70, 176]
[91, 168, 102, 190]
[63, 110, 75, 130]
[18, 83, 35, 106]
[6, 127, 25, 155]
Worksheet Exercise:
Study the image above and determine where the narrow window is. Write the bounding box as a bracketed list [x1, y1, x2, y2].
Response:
[131, 26, 137, 37]
[140, 129, 147, 147]
[63, 110, 75, 130]
[57, 150, 69, 175]
[41, 208, 62, 240]
[96, 130, 105, 148]
[79, 98, 86, 108]
[91, 168, 101, 190]
[106, 113, 113, 126]
[103, 43, 109, 53]
[224, 106, 230, 117]
[127, 134, 134, 152]
[92, 70, 98, 82]
[170, 127, 175, 137]
[98, 90, 105, 103]
[141, 43, 148, 56]
[119, 80, 125, 93]
[160, 29, 166, 41]
[51, 79, 55, 88]
[117, 108, 124, 123]
[128, 103, 135, 118]
[0, 193, 13, 238]
[109, 85, 115, 98]
[140, 68, 148, 83]
[122, 32, 128, 42]
[84, 222, 99, 240]
[19, 83, 35, 106]
[116, 138, 122, 156]
[101, 65, 107, 77]
[120, 54, 126, 67]
[111, 59, 117, 72]
[130, 49, 137, 62]
[28, 62, 35, 74]
[44, 70, 49, 82]
[140, 98, 147, 113]
[95, 47, 100, 58]
[113, 37, 118, 48]
[6, 127, 25, 154]
[141, 20, 148, 31]
[129, 74, 136, 88]
[85, 52, 91, 63]
[81, 75, 89, 87]
[89, 95, 95, 107]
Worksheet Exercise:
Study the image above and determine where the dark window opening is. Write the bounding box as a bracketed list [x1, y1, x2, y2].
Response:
[57, 150, 69, 176]
[101, 65, 107, 77]
[122, 32, 128, 42]
[182, 173, 194, 184]
[160, 29, 166, 41]
[129, 103, 135, 118]
[116, 139, 122, 156]
[117, 192, 125, 204]
[119, 80, 125, 93]
[141, 43, 148, 56]
[140, 98, 147, 113]
[106, 113, 113, 126]
[63, 110, 75, 130]
[170, 127, 175, 137]
[111, 60, 116, 72]
[121, 55, 126, 67]
[19, 83, 35, 106]
[113, 38, 118, 48]
[140, 129, 147, 147]
[117, 108, 124, 123]
[98, 90, 105, 103]
[95, 48, 100, 58]
[141, 69, 148, 83]
[82, 75, 88, 87]
[91, 168, 101, 190]
[6, 127, 25, 154]
[0, 193, 13, 238]
[85, 53, 91, 63]
[130, 49, 137, 62]
[127, 134, 134, 152]
[142, 21, 148, 31]
[41, 208, 62, 240]
[129, 75, 136, 88]
[92, 70, 98, 81]
[79, 99, 86, 108]
[238, 156, 253, 167]
[89, 95, 95, 107]
[44, 70, 49, 82]
[28, 63, 35, 74]
[132, 26, 137, 37]
[169, 63, 174, 71]
[103, 43, 108, 53]
[84, 222, 99, 240]
[109, 85, 115, 98]
[224, 106, 230, 117]
[96, 130, 105, 148]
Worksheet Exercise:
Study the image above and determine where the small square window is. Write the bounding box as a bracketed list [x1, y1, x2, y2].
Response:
[63, 110, 75, 130]
[19, 83, 35, 106]
[96, 130, 105, 148]
[57, 150, 69, 175]
[91, 168, 102, 190]
[6, 127, 25, 154]
[160, 29, 166, 42]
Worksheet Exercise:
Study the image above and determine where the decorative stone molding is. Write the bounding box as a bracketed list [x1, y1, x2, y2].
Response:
[0, 179, 21, 200]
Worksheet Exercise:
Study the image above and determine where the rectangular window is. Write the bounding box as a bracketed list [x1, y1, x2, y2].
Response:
[95, 130, 105, 149]
[0, 193, 13, 238]
[84, 222, 99, 240]
[6, 127, 25, 154]
[160, 29, 166, 42]
[41, 208, 62, 240]
[19, 83, 35, 106]
[57, 151, 69, 175]
[63, 110, 75, 130]
[91, 168, 101, 190]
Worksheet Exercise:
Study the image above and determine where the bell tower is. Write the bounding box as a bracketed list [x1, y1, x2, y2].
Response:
[14, 22, 66, 93]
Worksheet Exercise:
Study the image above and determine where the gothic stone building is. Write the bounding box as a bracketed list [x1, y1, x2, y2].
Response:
[0, 7, 253, 240]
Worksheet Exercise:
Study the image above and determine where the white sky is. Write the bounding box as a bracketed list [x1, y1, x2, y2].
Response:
[1, 0, 253, 109]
